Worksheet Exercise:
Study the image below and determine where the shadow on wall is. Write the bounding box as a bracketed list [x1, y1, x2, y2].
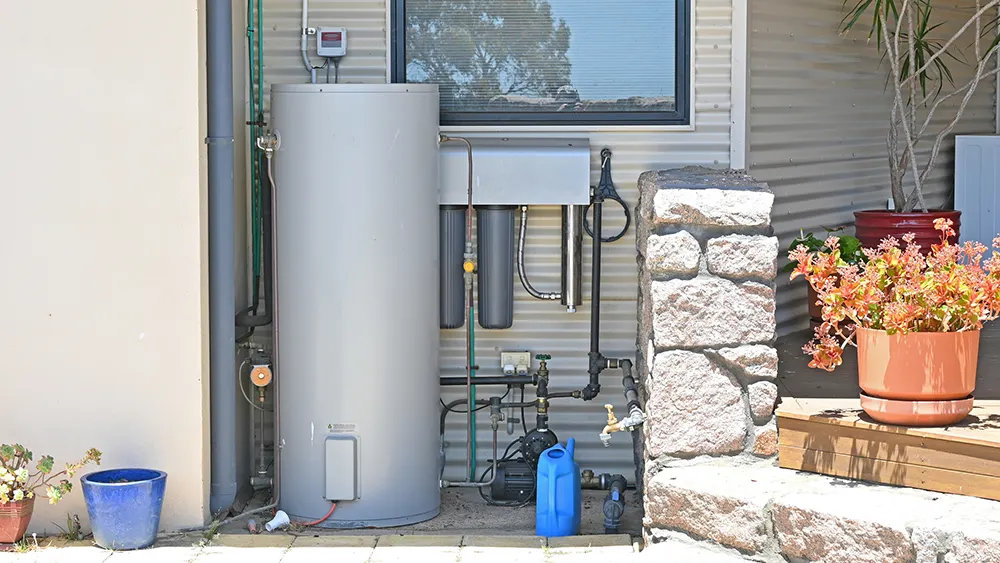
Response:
[776, 323, 1000, 401]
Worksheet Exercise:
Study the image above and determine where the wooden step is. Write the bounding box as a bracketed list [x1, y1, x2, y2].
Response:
[777, 398, 1000, 501]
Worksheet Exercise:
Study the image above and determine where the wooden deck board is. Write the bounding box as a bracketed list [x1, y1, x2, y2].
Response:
[776, 401, 1000, 501]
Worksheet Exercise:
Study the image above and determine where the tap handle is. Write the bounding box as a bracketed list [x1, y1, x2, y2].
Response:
[604, 404, 617, 424]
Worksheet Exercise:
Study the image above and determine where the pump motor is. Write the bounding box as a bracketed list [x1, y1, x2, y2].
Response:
[490, 460, 535, 503]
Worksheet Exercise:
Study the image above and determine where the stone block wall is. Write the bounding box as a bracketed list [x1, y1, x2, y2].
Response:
[635, 167, 779, 527]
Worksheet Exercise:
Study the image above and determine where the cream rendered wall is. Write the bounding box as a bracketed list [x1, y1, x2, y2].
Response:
[259, 0, 734, 479]
[0, 0, 211, 532]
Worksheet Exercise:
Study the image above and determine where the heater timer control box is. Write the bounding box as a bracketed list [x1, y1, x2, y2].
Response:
[317, 27, 347, 58]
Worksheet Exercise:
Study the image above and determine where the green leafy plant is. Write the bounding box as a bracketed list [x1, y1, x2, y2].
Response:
[0, 445, 101, 505]
[784, 227, 866, 273]
[53, 514, 83, 541]
[12, 535, 38, 553]
[840, 0, 1000, 212]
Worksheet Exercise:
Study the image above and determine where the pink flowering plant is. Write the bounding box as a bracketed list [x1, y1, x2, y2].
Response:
[0, 444, 101, 505]
[789, 219, 1000, 372]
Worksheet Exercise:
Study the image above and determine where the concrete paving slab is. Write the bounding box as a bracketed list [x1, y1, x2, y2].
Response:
[283, 547, 373, 563]
[460, 535, 548, 563]
[3, 533, 642, 563]
[283, 542, 374, 562]
[639, 541, 754, 562]
[547, 534, 635, 557]
[291, 536, 377, 548]
[192, 547, 288, 563]
[376, 535, 463, 547]
[461, 546, 547, 563]
[106, 547, 202, 563]
[153, 534, 208, 549]
[31, 539, 68, 550]
[282, 535, 378, 563]
[208, 535, 293, 549]
[30, 546, 114, 563]
[462, 536, 546, 548]
[369, 535, 463, 563]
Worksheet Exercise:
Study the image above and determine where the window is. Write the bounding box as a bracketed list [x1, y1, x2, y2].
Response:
[391, 0, 690, 126]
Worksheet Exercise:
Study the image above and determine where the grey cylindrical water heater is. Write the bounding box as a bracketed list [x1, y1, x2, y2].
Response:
[270, 84, 441, 527]
[439, 206, 466, 329]
[477, 206, 516, 329]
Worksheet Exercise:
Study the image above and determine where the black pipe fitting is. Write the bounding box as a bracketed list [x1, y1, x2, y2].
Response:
[439, 376, 535, 386]
[582, 351, 606, 400]
[236, 150, 275, 333]
[535, 376, 549, 430]
[618, 359, 642, 412]
[547, 390, 582, 400]
[602, 473, 627, 534]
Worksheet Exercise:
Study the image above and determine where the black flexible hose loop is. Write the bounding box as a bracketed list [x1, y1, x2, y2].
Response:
[584, 149, 632, 243]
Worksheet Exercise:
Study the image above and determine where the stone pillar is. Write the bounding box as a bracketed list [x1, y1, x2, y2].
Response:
[636, 167, 778, 524]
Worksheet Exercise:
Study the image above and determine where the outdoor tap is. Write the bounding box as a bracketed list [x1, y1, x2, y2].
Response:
[536, 354, 550, 380]
[599, 404, 647, 447]
[599, 404, 618, 446]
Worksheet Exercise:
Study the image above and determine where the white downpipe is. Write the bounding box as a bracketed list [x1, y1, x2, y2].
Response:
[301, 0, 317, 83]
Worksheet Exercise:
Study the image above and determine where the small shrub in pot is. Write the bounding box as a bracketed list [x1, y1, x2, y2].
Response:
[790, 219, 1000, 425]
[0, 445, 101, 543]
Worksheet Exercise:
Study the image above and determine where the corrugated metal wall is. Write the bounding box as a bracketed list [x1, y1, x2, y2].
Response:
[259, 0, 732, 481]
[748, 0, 997, 336]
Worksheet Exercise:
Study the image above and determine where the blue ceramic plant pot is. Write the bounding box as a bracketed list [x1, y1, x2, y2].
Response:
[81, 468, 167, 550]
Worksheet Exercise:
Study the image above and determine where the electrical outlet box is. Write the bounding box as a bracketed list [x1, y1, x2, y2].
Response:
[325, 434, 359, 501]
[501, 352, 531, 376]
[317, 27, 347, 58]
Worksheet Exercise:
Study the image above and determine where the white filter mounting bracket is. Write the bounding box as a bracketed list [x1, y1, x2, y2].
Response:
[439, 138, 591, 206]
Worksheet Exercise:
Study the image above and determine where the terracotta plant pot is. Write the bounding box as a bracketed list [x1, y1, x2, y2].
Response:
[854, 210, 960, 254]
[0, 498, 34, 544]
[856, 327, 979, 426]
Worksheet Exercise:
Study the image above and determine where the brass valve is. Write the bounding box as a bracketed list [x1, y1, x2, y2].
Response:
[599, 403, 648, 447]
[604, 404, 618, 427]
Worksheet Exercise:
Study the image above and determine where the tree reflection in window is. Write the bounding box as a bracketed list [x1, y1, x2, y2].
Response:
[402, 0, 682, 120]
[406, 0, 574, 112]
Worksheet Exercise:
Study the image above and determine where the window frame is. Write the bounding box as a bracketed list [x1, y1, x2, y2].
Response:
[390, 0, 692, 127]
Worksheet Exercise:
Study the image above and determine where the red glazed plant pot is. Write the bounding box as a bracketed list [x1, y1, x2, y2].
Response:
[0, 498, 34, 544]
[854, 210, 960, 254]
[807, 285, 822, 322]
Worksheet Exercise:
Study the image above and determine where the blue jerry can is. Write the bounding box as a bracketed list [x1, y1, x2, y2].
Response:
[535, 438, 581, 537]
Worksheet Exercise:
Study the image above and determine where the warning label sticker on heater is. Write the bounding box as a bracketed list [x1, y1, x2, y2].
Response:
[328, 423, 358, 434]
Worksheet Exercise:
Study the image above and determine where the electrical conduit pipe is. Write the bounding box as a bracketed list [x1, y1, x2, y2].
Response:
[300, 0, 317, 83]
